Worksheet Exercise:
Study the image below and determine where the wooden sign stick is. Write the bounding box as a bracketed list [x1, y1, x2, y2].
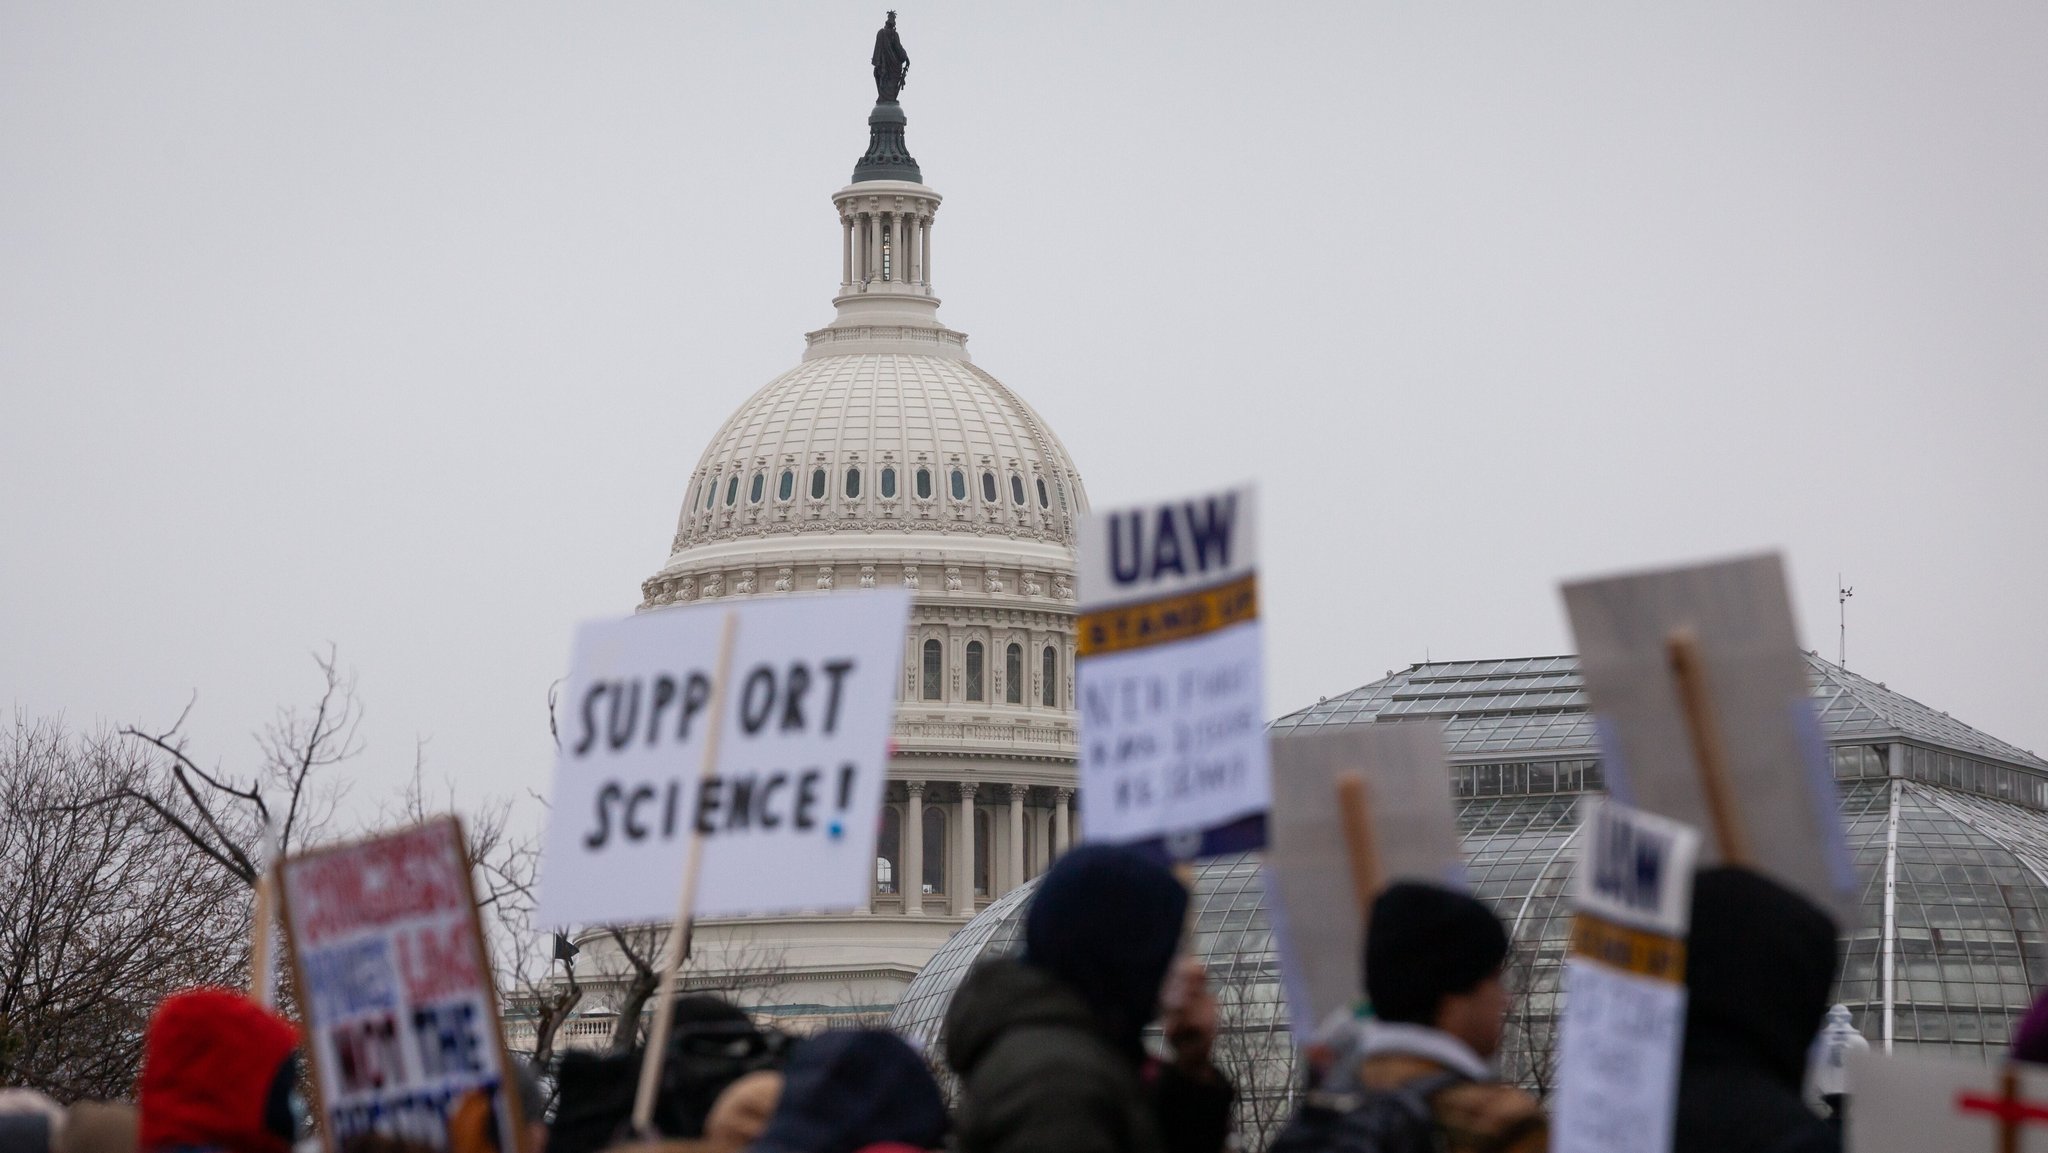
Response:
[632, 610, 741, 1139]
[1666, 628, 1752, 868]
[1335, 773, 1382, 924]
[248, 870, 274, 1003]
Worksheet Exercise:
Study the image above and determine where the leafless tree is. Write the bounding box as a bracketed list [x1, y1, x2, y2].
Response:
[587, 925, 792, 1052]
[1497, 938, 1562, 1099]
[1202, 959, 1299, 1153]
[1, 719, 250, 1100]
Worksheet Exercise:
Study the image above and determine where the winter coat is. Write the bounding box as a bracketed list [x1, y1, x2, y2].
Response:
[942, 959, 1233, 1153]
[1672, 868, 1840, 1153]
[1351, 1052, 1546, 1153]
[749, 1030, 946, 1153]
[138, 989, 299, 1153]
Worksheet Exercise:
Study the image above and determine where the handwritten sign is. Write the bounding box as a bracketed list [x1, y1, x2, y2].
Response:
[1847, 1048, 2048, 1152]
[537, 590, 910, 927]
[278, 818, 520, 1153]
[1264, 722, 1466, 1043]
[1562, 552, 1858, 923]
[1075, 483, 1267, 860]
[1550, 798, 1700, 1153]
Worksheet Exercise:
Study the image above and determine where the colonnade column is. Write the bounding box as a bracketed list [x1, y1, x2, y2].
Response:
[903, 781, 925, 916]
[1007, 785, 1027, 892]
[1053, 787, 1072, 856]
[840, 215, 853, 289]
[954, 783, 977, 916]
[869, 213, 883, 282]
[921, 217, 933, 288]
[911, 213, 926, 286]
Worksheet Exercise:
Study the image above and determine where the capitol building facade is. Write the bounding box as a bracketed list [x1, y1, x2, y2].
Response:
[558, 72, 1090, 1031]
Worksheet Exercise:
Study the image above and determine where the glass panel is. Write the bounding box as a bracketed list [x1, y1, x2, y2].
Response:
[1011, 474, 1026, 505]
[704, 478, 717, 509]
[1037, 477, 1050, 508]
[845, 467, 861, 498]
[881, 466, 897, 498]
[876, 805, 901, 894]
[1006, 644, 1022, 704]
[748, 472, 764, 503]
[922, 639, 942, 701]
[966, 641, 984, 701]
[916, 467, 933, 499]
[811, 468, 827, 499]
[1042, 646, 1056, 707]
[981, 471, 998, 503]
[777, 469, 794, 501]
[724, 476, 738, 506]
[950, 469, 967, 501]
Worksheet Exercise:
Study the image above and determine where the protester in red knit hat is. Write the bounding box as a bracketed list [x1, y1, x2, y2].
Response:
[138, 989, 302, 1153]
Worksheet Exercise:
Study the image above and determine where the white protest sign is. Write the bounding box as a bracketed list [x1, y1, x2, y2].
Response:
[1562, 552, 1858, 923]
[278, 818, 522, 1153]
[537, 589, 910, 927]
[1264, 722, 1466, 1044]
[1550, 798, 1700, 1153]
[1847, 1048, 2048, 1152]
[1076, 483, 1267, 860]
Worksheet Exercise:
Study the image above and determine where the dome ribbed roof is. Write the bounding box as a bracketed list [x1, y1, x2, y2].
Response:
[663, 351, 1088, 562]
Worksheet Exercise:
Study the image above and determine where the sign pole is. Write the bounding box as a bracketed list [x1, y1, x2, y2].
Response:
[249, 817, 279, 1005]
[1334, 772, 1381, 923]
[1665, 628, 1752, 867]
[631, 609, 740, 1139]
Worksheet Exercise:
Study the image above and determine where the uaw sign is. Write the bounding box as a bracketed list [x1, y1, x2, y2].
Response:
[278, 818, 522, 1153]
[1551, 799, 1700, 1153]
[1076, 482, 1267, 861]
[536, 590, 910, 928]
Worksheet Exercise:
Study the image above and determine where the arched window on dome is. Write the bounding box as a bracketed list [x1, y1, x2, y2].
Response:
[1005, 644, 1022, 704]
[811, 468, 827, 500]
[881, 466, 897, 499]
[949, 468, 967, 502]
[704, 478, 717, 510]
[1042, 645, 1057, 707]
[777, 469, 794, 501]
[748, 472, 764, 504]
[921, 639, 942, 701]
[845, 467, 861, 499]
[1036, 477, 1050, 509]
[725, 475, 739, 507]
[915, 467, 932, 500]
[875, 805, 900, 895]
[1010, 474, 1025, 506]
[981, 471, 998, 504]
[922, 807, 947, 896]
[965, 641, 984, 702]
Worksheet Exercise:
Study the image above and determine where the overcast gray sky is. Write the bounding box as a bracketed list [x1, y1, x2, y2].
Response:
[4, 3, 2044, 818]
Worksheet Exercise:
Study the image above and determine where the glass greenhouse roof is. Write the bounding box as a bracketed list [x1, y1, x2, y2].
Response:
[1271, 653, 2048, 772]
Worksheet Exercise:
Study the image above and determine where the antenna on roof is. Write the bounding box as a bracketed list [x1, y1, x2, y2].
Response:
[1838, 576, 1855, 669]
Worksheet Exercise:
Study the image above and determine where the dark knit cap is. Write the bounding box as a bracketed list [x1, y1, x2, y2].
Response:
[750, 1029, 946, 1153]
[1364, 882, 1511, 1025]
[1022, 844, 1190, 1060]
[1682, 867, 1839, 1089]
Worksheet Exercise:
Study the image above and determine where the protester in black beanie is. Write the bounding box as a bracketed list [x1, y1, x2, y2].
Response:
[748, 1030, 946, 1153]
[552, 994, 783, 1153]
[1673, 866, 1840, 1153]
[943, 845, 1234, 1153]
[1365, 882, 1511, 1030]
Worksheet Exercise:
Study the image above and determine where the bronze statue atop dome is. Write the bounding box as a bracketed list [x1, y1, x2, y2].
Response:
[873, 11, 909, 103]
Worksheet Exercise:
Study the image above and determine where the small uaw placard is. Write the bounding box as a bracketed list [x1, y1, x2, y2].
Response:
[278, 817, 522, 1153]
[1076, 482, 1267, 860]
[1550, 798, 1700, 1153]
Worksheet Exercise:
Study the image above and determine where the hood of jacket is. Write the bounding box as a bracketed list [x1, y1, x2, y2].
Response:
[1682, 867, 1839, 1090]
[748, 1029, 944, 1153]
[138, 989, 298, 1153]
[942, 958, 1106, 1079]
[1018, 844, 1187, 1060]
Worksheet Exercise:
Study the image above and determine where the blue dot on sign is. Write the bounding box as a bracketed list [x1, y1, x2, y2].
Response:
[829, 821, 844, 840]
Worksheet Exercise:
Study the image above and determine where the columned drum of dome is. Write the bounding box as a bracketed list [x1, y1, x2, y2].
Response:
[536, 30, 1092, 1041]
[890, 653, 2048, 1141]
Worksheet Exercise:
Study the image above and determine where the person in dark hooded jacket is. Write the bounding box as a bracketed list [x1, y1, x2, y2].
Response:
[1673, 867, 1841, 1153]
[137, 988, 301, 1153]
[942, 845, 1235, 1153]
[747, 1029, 946, 1153]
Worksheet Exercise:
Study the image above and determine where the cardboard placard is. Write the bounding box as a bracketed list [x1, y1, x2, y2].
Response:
[1550, 798, 1700, 1153]
[1075, 483, 1268, 860]
[1263, 722, 1466, 1043]
[1847, 1048, 2048, 1152]
[1562, 552, 1858, 923]
[537, 590, 910, 928]
[278, 818, 521, 1153]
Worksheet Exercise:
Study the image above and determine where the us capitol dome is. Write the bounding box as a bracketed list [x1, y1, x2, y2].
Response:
[557, 36, 1090, 1037]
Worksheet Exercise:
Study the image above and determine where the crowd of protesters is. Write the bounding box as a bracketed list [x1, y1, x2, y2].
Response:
[1, 841, 2006, 1153]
